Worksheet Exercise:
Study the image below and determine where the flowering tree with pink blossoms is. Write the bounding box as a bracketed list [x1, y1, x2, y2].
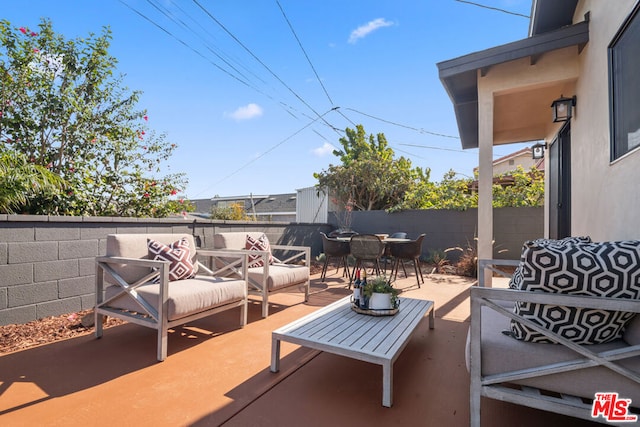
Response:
[0, 19, 188, 217]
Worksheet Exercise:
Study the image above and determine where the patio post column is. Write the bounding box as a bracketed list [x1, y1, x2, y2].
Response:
[477, 83, 494, 287]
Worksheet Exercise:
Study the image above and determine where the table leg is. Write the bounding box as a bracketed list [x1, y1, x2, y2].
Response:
[270, 336, 281, 372]
[429, 305, 435, 329]
[382, 361, 393, 407]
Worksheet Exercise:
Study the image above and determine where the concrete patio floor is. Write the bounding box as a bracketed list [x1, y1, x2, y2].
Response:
[0, 268, 599, 426]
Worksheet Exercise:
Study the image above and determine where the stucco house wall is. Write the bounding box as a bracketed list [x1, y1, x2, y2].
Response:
[567, 0, 640, 241]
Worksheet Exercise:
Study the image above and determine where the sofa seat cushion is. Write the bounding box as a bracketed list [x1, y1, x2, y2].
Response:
[468, 305, 640, 403]
[511, 240, 640, 344]
[624, 315, 640, 345]
[248, 264, 310, 291]
[105, 276, 245, 322]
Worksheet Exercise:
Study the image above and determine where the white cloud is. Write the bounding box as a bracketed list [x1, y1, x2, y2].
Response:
[225, 103, 263, 121]
[348, 18, 394, 44]
[312, 142, 335, 157]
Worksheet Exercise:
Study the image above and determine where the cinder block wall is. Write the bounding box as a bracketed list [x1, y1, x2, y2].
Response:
[0, 215, 327, 326]
[0, 208, 542, 326]
[334, 207, 544, 261]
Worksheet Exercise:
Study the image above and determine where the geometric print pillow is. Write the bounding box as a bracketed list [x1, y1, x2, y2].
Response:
[245, 233, 274, 268]
[147, 237, 196, 281]
[509, 240, 640, 344]
[508, 236, 592, 289]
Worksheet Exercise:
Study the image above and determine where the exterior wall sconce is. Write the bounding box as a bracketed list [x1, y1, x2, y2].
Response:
[551, 95, 577, 122]
[531, 142, 546, 159]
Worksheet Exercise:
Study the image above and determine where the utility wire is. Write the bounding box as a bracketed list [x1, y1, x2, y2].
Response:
[398, 143, 468, 154]
[119, 0, 255, 90]
[454, 0, 530, 19]
[123, 0, 310, 124]
[194, 107, 338, 197]
[167, 0, 269, 86]
[336, 109, 357, 127]
[399, 142, 515, 158]
[146, 0, 257, 86]
[191, 0, 340, 134]
[346, 107, 460, 139]
[276, 0, 333, 105]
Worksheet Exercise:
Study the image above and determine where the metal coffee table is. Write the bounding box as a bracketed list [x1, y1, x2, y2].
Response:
[270, 296, 435, 407]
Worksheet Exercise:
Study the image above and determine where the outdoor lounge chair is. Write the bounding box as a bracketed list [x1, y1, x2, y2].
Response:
[95, 233, 249, 361]
[213, 232, 310, 318]
[469, 239, 640, 425]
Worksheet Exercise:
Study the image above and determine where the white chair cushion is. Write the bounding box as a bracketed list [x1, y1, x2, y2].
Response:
[105, 276, 245, 322]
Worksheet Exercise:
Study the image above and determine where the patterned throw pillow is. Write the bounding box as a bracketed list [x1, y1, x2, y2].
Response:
[508, 236, 592, 289]
[245, 234, 274, 268]
[509, 240, 640, 344]
[147, 238, 196, 281]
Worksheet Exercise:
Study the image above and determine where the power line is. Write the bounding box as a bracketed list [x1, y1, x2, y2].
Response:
[398, 142, 468, 154]
[345, 107, 460, 139]
[399, 142, 517, 158]
[193, 107, 338, 198]
[119, 0, 255, 90]
[146, 0, 259, 86]
[191, 0, 339, 134]
[275, 0, 333, 105]
[122, 0, 319, 127]
[454, 0, 530, 19]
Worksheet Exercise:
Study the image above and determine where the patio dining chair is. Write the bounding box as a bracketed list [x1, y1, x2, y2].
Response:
[382, 232, 408, 271]
[349, 234, 385, 287]
[320, 232, 351, 281]
[389, 234, 426, 288]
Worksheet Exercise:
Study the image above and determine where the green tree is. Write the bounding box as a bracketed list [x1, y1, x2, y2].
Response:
[492, 166, 544, 207]
[0, 19, 187, 217]
[314, 125, 429, 211]
[0, 149, 65, 213]
[210, 202, 254, 221]
[398, 169, 476, 211]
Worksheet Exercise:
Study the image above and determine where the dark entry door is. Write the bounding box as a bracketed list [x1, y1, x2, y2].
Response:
[548, 123, 571, 239]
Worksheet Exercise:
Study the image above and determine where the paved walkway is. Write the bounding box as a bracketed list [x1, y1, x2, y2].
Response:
[0, 270, 596, 426]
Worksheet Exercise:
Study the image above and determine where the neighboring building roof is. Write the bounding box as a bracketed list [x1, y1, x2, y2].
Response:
[436, 0, 587, 149]
[251, 194, 297, 216]
[191, 198, 215, 214]
[190, 193, 297, 217]
[473, 147, 544, 175]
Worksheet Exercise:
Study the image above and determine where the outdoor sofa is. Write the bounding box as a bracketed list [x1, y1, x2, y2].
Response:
[469, 238, 640, 425]
[213, 232, 310, 318]
[95, 233, 249, 361]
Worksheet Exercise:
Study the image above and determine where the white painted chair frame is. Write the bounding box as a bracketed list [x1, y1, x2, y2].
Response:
[95, 249, 248, 361]
[470, 259, 640, 426]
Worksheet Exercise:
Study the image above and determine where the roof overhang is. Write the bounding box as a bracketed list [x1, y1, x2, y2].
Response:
[529, 0, 579, 36]
[437, 19, 588, 149]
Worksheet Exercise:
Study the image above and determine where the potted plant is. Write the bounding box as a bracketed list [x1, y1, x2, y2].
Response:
[362, 276, 399, 310]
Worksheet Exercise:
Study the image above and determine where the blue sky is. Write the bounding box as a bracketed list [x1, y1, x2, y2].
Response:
[3, 0, 533, 199]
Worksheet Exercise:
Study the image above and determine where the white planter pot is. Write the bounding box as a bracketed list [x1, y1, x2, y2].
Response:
[369, 292, 393, 310]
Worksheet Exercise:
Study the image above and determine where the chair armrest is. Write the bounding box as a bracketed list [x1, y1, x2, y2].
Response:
[96, 255, 170, 322]
[470, 287, 640, 387]
[478, 259, 520, 287]
[472, 286, 640, 313]
[270, 245, 310, 266]
[96, 255, 169, 268]
[196, 249, 249, 278]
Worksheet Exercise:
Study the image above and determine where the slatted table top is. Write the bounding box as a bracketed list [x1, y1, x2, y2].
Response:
[271, 295, 434, 407]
